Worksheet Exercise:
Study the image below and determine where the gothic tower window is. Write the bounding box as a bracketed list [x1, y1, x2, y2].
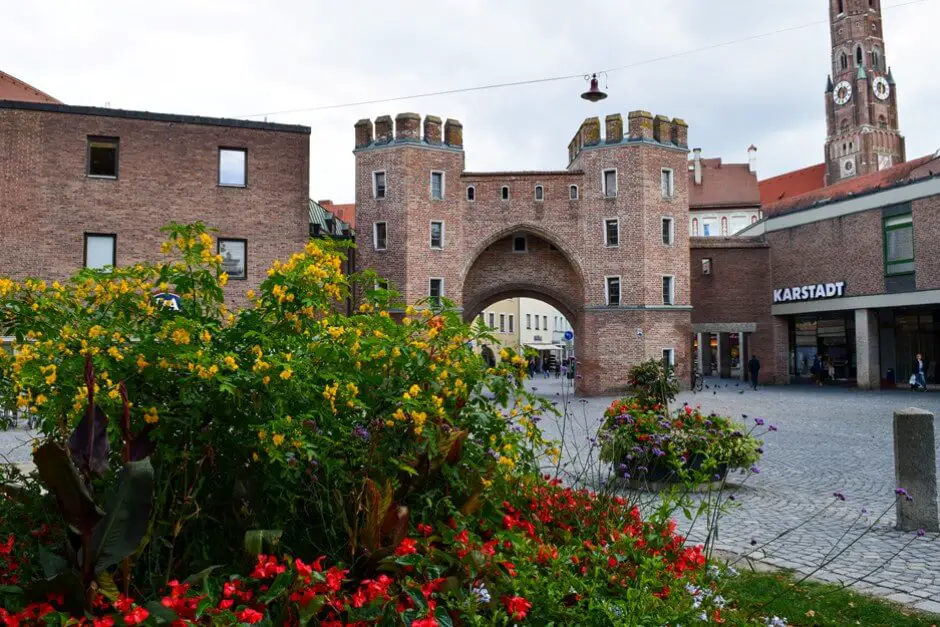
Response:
[838, 0, 844, 13]
[840, 52, 848, 71]
[856, 46, 863, 66]
[871, 48, 881, 70]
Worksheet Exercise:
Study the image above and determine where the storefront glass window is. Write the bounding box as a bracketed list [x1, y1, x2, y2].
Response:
[884, 214, 914, 275]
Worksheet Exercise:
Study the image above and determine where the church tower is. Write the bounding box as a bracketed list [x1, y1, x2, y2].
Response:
[824, 0, 905, 184]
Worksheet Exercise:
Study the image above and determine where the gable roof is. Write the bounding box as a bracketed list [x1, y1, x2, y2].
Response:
[0, 70, 60, 104]
[309, 200, 354, 237]
[316, 200, 356, 228]
[760, 154, 940, 217]
[758, 163, 827, 209]
[688, 158, 760, 209]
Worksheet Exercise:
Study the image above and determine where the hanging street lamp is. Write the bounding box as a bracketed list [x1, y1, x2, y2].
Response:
[581, 73, 608, 102]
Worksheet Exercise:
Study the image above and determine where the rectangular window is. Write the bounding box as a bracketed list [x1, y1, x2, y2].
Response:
[603, 169, 617, 197]
[661, 168, 674, 198]
[662, 217, 674, 245]
[569, 185, 579, 200]
[430, 221, 444, 249]
[87, 137, 119, 178]
[535, 316, 540, 330]
[429, 278, 443, 304]
[884, 214, 914, 275]
[606, 276, 621, 307]
[489, 312, 496, 328]
[509, 314, 514, 333]
[526, 314, 532, 329]
[662, 276, 675, 305]
[535, 185, 544, 201]
[605, 219, 619, 247]
[499, 314, 506, 333]
[219, 148, 247, 187]
[543, 315, 548, 330]
[373, 222, 388, 251]
[662, 348, 675, 367]
[84, 233, 116, 269]
[501, 186, 510, 200]
[217, 238, 247, 280]
[373, 171, 387, 199]
[431, 171, 444, 200]
[513, 235, 527, 252]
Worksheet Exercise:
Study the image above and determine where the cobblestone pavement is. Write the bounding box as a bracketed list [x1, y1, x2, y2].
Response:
[530, 376, 940, 615]
[0, 420, 37, 474]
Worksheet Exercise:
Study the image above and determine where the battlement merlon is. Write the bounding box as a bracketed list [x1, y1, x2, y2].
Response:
[568, 111, 689, 164]
[354, 114, 463, 150]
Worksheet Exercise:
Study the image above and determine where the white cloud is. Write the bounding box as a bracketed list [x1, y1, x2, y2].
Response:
[3, 0, 938, 202]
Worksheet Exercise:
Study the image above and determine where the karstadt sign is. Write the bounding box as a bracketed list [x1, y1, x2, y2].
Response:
[773, 282, 846, 304]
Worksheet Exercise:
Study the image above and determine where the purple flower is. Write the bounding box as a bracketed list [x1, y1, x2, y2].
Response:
[861, 507, 868, 514]
[895, 488, 909, 497]
[353, 425, 370, 441]
[833, 491, 846, 501]
[754, 418, 765, 426]
[768, 425, 778, 432]
[756, 447, 764, 454]
[652, 448, 666, 458]
[750, 466, 761, 474]
[488, 448, 500, 460]
[918, 528, 926, 537]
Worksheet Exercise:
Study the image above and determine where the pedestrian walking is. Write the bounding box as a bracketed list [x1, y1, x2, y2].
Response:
[748, 355, 761, 390]
[810, 354, 823, 386]
[912, 353, 928, 391]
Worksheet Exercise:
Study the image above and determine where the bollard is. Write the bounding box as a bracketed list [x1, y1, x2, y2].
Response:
[893, 408, 939, 532]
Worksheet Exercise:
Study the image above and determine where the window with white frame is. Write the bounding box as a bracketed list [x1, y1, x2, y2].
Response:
[513, 235, 527, 252]
[218, 238, 247, 279]
[499, 314, 506, 333]
[373, 222, 387, 251]
[603, 169, 617, 197]
[429, 278, 443, 305]
[501, 186, 510, 200]
[569, 185, 579, 200]
[662, 348, 675, 368]
[430, 221, 444, 249]
[218, 148, 247, 187]
[431, 171, 444, 200]
[509, 315, 514, 333]
[535, 185, 544, 201]
[605, 219, 619, 247]
[662, 276, 675, 305]
[84, 233, 116, 269]
[543, 315, 547, 330]
[661, 168, 674, 198]
[373, 171, 387, 199]
[489, 312, 495, 328]
[466, 186, 475, 201]
[661, 217, 674, 245]
[526, 314, 532, 329]
[535, 316, 540, 330]
[606, 276, 621, 307]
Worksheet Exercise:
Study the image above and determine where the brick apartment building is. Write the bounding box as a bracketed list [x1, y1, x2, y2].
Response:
[0, 95, 310, 308]
[353, 111, 692, 395]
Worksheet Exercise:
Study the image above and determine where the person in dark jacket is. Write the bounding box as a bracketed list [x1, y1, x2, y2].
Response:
[810, 354, 823, 386]
[748, 355, 761, 390]
[913, 353, 928, 391]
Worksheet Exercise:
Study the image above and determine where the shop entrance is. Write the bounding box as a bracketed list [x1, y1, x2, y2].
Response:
[789, 312, 856, 383]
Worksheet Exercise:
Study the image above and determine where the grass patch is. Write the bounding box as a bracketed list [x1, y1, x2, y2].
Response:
[720, 570, 937, 626]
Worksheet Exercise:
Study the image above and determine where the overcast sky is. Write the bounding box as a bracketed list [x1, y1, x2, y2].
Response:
[5, 0, 938, 203]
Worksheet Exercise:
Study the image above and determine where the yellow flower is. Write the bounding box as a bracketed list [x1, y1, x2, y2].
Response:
[409, 384, 421, 397]
[171, 328, 191, 345]
[107, 346, 124, 361]
[280, 368, 293, 380]
[386, 420, 395, 427]
[161, 241, 172, 254]
[136, 354, 149, 371]
[272, 433, 285, 447]
[218, 272, 229, 288]
[34, 394, 47, 406]
[199, 232, 213, 248]
[258, 430, 267, 441]
[499, 349, 509, 361]
[252, 452, 260, 462]
[247, 289, 256, 300]
[200, 329, 212, 343]
[263, 376, 271, 385]
[223, 355, 238, 370]
[144, 407, 159, 424]
[45, 372, 57, 385]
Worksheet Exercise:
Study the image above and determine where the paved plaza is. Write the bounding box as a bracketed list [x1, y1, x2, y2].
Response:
[531, 375, 940, 614]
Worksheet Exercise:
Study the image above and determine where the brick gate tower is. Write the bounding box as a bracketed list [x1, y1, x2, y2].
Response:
[353, 111, 692, 396]
[824, 0, 905, 184]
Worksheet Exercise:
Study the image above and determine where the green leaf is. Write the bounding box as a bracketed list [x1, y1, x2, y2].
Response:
[95, 571, 119, 603]
[259, 571, 292, 604]
[244, 529, 283, 556]
[145, 600, 181, 624]
[435, 608, 454, 627]
[38, 546, 69, 579]
[33, 441, 104, 535]
[393, 460, 419, 477]
[0, 585, 23, 595]
[88, 459, 154, 573]
[195, 595, 214, 619]
[297, 595, 325, 625]
[184, 565, 222, 590]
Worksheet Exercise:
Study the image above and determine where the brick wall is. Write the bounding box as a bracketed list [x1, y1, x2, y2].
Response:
[0, 105, 310, 310]
[913, 194, 940, 290]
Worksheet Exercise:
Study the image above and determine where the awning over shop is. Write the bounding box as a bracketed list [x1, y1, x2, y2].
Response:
[525, 343, 565, 351]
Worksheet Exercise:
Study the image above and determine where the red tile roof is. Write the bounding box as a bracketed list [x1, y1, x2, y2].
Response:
[317, 200, 356, 228]
[688, 158, 760, 209]
[758, 163, 826, 208]
[0, 70, 60, 104]
[761, 154, 940, 217]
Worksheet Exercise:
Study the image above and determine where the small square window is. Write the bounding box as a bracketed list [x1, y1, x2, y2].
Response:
[603, 170, 617, 197]
[374, 279, 390, 291]
[606, 277, 621, 307]
[374, 172, 387, 199]
[219, 148, 247, 187]
[431, 172, 444, 200]
[429, 278, 444, 303]
[605, 219, 619, 247]
[467, 186, 475, 201]
[501, 186, 510, 200]
[662, 276, 675, 305]
[570, 185, 579, 200]
[430, 221, 444, 249]
[217, 238, 247, 280]
[374, 222, 388, 251]
[535, 185, 544, 201]
[661, 169, 674, 198]
[87, 137, 119, 178]
[702, 258, 712, 275]
[662, 349, 675, 368]
[662, 217, 674, 245]
[84, 233, 116, 269]
[513, 235, 527, 252]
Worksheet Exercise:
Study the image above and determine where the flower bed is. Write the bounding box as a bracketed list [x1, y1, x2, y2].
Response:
[599, 398, 764, 485]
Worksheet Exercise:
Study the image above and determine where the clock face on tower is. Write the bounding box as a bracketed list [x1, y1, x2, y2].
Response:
[833, 81, 853, 105]
[872, 76, 891, 101]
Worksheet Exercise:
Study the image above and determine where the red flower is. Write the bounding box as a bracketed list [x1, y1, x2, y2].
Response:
[295, 557, 313, 578]
[417, 523, 433, 537]
[325, 566, 347, 592]
[412, 617, 439, 627]
[503, 595, 532, 621]
[395, 537, 418, 556]
[237, 608, 264, 623]
[0, 535, 14, 555]
[123, 606, 150, 625]
[114, 595, 135, 612]
[93, 618, 115, 627]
